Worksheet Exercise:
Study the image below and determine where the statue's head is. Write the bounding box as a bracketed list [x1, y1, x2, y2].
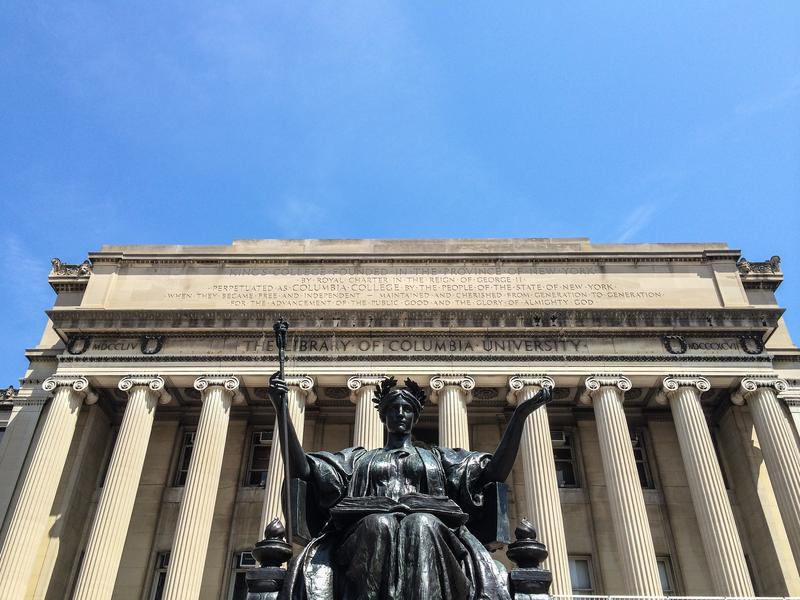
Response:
[373, 377, 427, 432]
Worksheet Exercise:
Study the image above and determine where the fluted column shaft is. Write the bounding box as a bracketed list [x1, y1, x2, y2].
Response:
[431, 375, 474, 450]
[582, 376, 661, 596]
[261, 376, 315, 533]
[73, 376, 170, 600]
[163, 376, 240, 600]
[348, 375, 386, 450]
[734, 377, 800, 567]
[660, 377, 753, 596]
[508, 376, 570, 596]
[0, 376, 96, 600]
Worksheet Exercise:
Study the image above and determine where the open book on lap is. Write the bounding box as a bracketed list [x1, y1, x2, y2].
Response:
[330, 493, 469, 529]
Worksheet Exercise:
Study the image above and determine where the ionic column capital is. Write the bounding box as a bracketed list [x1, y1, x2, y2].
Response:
[656, 375, 711, 405]
[42, 375, 98, 405]
[194, 375, 243, 403]
[285, 374, 316, 406]
[430, 375, 475, 404]
[732, 375, 788, 406]
[118, 375, 172, 405]
[580, 374, 631, 405]
[347, 374, 387, 403]
[507, 375, 555, 406]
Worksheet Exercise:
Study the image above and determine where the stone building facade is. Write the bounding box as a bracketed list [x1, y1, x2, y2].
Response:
[0, 238, 799, 599]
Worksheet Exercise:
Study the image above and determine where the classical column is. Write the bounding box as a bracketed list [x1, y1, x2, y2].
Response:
[0, 391, 48, 528]
[507, 375, 570, 596]
[658, 376, 753, 596]
[733, 376, 800, 566]
[260, 375, 315, 533]
[347, 375, 386, 449]
[430, 375, 475, 449]
[0, 376, 97, 600]
[73, 375, 171, 600]
[580, 375, 661, 596]
[163, 376, 241, 600]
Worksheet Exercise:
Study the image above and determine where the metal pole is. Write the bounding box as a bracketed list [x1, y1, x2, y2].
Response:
[273, 317, 292, 547]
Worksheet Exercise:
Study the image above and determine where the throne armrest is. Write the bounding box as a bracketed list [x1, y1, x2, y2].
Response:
[466, 481, 511, 551]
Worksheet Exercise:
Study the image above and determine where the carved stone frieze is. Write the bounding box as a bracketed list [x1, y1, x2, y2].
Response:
[737, 256, 783, 291]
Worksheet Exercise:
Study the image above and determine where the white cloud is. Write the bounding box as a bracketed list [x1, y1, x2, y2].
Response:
[615, 204, 656, 243]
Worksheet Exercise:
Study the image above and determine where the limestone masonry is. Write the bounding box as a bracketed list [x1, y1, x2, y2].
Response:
[0, 238, 798, 599]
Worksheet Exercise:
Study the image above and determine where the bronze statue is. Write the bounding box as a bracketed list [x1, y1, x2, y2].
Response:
[267, 373, 552, 600]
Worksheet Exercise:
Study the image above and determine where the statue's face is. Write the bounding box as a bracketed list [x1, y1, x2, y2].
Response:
[382, 396, 417, 434]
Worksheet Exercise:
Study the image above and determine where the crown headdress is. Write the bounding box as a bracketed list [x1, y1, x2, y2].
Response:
[372, 376, 427, 414]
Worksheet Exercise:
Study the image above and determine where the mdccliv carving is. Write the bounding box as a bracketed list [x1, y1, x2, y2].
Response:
[245, 321, 553, 600]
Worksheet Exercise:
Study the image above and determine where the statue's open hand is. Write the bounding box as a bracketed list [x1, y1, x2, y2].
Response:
[268, 372, 288, 411]
[518, 386, 553, 415]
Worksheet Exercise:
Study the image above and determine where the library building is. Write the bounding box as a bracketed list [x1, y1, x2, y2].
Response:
[0, 238, 798, 600]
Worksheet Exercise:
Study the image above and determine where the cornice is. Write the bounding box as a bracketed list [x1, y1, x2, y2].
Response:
[47, 307, 784, 337]
[87, 248, 741, 267]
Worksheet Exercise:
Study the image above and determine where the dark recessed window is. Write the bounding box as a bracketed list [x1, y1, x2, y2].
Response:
[150, 551, 170, 600]
[246, 431, 272, 487]
[230, 551, 256, 599]
[630, 430, 654, 489]
[552, 430, 579, 488]
[174, 431, 195, 487]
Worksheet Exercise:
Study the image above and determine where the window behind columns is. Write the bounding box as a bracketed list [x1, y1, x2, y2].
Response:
[229, 551, 256, 599]
[551, 429, 580, 488]
[150, 551, 170, 600]
[630, 430, 655, 488]
[0, 408, 10, 444]
[174, 431, 196, 487]
[656, 556, 676, 595]
[568, 556, 594, 594]
[245, 430, 272, 487]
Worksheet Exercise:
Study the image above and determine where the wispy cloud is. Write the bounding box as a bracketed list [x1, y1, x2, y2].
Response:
[1, 234, 52, 327]
[271, 196, 327, 238]
[615, 204, 656, 243]
[735, 77, 800, 116]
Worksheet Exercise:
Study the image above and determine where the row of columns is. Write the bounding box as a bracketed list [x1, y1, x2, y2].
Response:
[0, 372, 798, 599]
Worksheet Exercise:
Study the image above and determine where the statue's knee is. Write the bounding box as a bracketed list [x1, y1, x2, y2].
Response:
[400, 512, 439, 532]
[360, 513, 397, 536]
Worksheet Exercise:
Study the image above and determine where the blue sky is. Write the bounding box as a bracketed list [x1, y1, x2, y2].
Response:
[1, 2, 798, 385]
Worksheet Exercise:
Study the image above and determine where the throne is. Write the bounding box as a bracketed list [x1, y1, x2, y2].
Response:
[246, 479, 552, 599]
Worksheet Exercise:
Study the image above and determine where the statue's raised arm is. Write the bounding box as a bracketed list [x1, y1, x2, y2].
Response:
[267, 373, 311, 481]
[480, 386, 553, 485]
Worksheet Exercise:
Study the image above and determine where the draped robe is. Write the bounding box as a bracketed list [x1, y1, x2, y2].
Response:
[280, 445, 511, 600]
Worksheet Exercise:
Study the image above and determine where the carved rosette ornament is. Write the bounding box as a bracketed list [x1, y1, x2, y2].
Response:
[194, 375, 243, 403]
[118, 375, 172, 405]
[42, 375, 98, 405]
[429, 375, 476, 404]
[346, 374, 387, 404]
[507, 375, 555, 406]
[657, 375, 711, 405]
[580, 375, 632, 405]
[732, 376, 789, 406]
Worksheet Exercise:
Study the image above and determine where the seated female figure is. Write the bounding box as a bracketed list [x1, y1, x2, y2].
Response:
[268, 376, 551, 600]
